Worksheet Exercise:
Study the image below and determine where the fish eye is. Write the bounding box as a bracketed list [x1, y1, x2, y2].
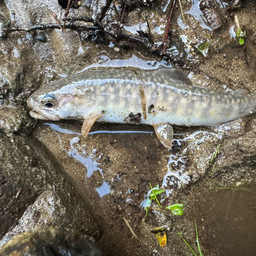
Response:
[41, 94, 58, 108]
[44, 102, 54, 107]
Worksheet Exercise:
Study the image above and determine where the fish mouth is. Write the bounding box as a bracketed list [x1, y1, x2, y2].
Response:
[29, 110, 60, 121]
[27, 96, 60, 121]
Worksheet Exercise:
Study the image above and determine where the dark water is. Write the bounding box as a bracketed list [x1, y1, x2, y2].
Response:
[193, 186, 256, 256]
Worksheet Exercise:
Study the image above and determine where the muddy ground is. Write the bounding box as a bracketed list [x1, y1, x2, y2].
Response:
[0, 0, 256, 255]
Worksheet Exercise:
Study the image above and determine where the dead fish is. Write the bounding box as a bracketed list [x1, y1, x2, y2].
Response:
[27, 68, 256, 149]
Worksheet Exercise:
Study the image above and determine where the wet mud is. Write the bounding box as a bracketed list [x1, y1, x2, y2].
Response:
[0, 0, 256, 255]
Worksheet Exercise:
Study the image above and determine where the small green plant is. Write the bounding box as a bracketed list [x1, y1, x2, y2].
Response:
[142, 184, 203, 253]
[195, 219, 203, 256]
[176, 219, 204, 256]
[210, 144, 220, 163]
[149, 183, 165, 208]
[142, 183, 184, 221]
[208, 144, 221, 176]
[236, 29, 246, 45]
[142, 183, 165, 221]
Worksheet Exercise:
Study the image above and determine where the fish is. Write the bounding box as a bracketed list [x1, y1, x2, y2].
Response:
[27, 68, 256, 149]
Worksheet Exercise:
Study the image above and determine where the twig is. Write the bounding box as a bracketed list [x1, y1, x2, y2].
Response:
[14, 187, 22, 201]
[178, 0, 186, 24]
[51, 11, 62, 30]
[234, 14, 241, 30]
[9, 23, 98, 32]
[63, 17, 100, 27]
[162, 0, 176, 55]
[120, 0, 127, 23]
[123, 217, 139, 240]
[65, 0, 72, 17]
[63, 0, 72, 30]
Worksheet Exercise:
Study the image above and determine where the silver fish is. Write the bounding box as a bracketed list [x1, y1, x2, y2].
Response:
[27, 68, 256, 149]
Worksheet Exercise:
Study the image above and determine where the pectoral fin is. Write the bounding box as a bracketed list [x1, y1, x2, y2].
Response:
[153, 123, 173, 149]
[81, 114, 103, 138]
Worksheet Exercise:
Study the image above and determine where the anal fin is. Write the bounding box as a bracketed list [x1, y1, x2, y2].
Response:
[81, 114, 103, 138]
[153, 123, 173, 150]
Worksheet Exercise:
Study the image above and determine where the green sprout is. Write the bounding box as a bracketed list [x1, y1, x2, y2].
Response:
[236, 29, 246, 45]
[149, 183, 165, 208]
[142, 184, 184, 223]
[210, 144, 220, 163]
[176, 219, 204, 256]
[195, 219, 203, 256]
[142, 183, 165, 221]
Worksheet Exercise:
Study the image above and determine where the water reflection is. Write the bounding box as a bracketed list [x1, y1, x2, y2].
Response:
[44, 123, 110, 198]
[45, 123, 80, 135]
[79, 54, 171, 73]
[163, 143, 191, 196]
[95, 181, 111, 198]
[69, 137, 103, 178]
[185, 0, 212, 31]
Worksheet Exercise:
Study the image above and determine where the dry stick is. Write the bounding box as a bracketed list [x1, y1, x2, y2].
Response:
[63, 0, 72, 30]
[123, 217, 139, 240]
[9, 24, 98, 32]
[51, 11, 62, 30]
[120, 0, 127, 23]
[162, 0, 176, 55]
[65, 0, 72, 17]
[178, 0, 186, 24]
[63, 17, 101, 27]
[13, 187, 22, 202]
[234, 14, 241, 30]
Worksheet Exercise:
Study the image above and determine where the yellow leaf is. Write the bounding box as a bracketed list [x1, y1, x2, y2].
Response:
[156, 232, 167, 247]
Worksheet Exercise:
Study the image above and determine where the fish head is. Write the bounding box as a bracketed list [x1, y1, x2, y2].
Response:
[27, 86, 91, 121]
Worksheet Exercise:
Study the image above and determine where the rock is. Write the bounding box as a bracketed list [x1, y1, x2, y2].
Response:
[0, 227, 102, 256]
[0, 134, 100, 241]
[0, 105, 35, 133]
[0, 190, 66, 249]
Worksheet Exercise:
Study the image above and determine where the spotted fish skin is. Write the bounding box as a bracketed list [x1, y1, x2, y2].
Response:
[27, 68, 256, 149]
[27, 68, 256, 127]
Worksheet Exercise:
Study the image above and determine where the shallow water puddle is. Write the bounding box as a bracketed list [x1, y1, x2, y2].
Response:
[32, 118, 256, 255]
[192, 186, 256, 256]
[45, 123, 110, 197]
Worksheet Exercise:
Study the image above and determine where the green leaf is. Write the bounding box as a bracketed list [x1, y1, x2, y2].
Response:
[195, 219, 203, 256]
[239, 38, 244, 45]
[149, 183, 165, 208]
[166, 203, 184, 216]
[149, 188, 165, 198]
[197, 42, 210, 52]
[176, 228, 198, 256]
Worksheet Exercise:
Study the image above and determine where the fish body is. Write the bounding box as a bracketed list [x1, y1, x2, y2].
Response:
[27, 68, 256, 149]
